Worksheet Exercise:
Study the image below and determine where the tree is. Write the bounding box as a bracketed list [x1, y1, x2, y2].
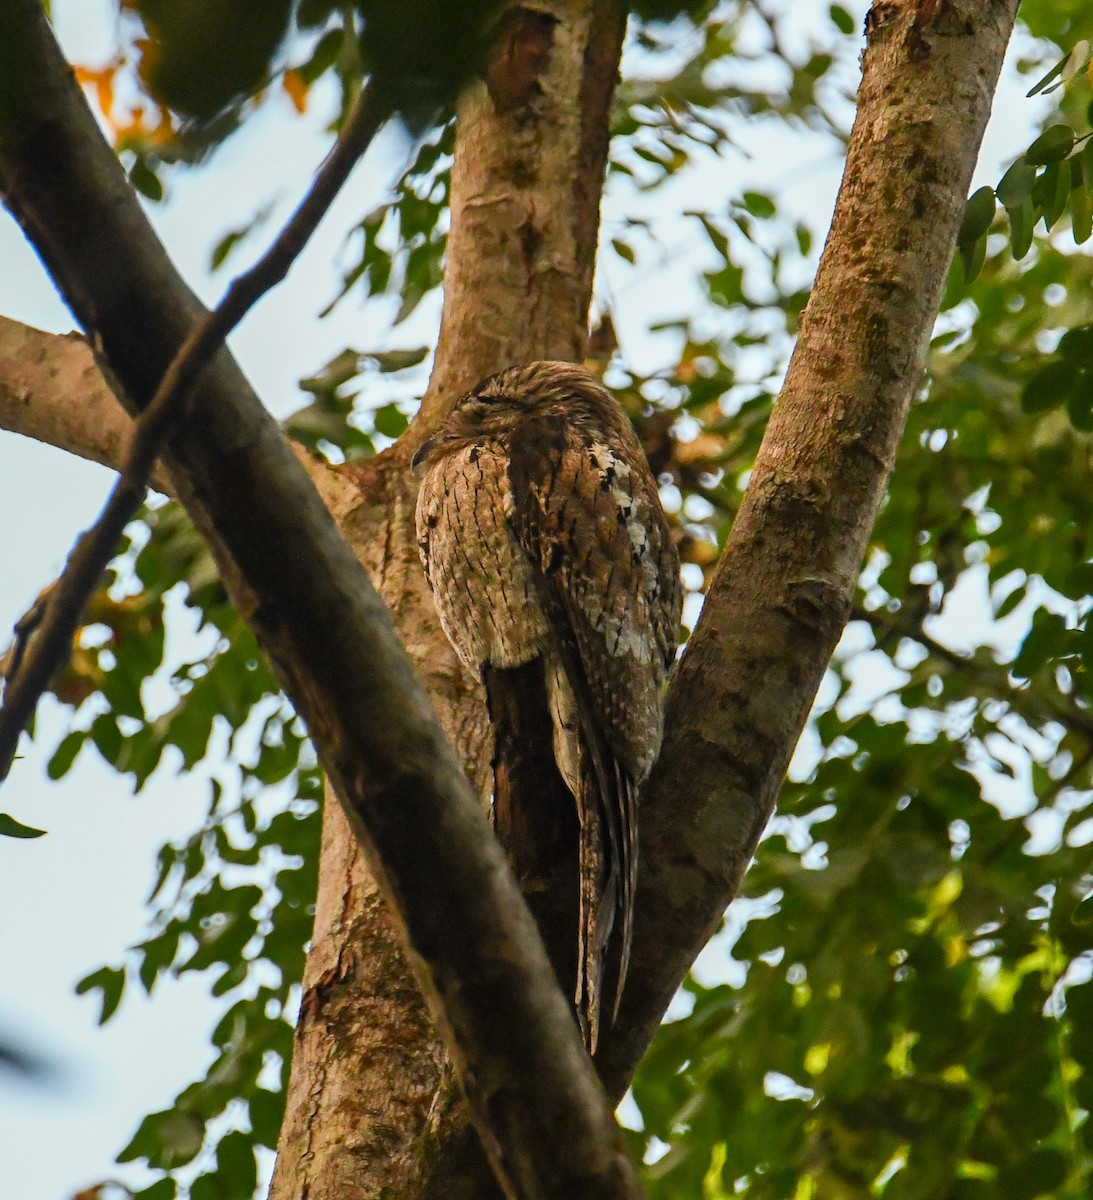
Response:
[2, 0, 1092, 1197]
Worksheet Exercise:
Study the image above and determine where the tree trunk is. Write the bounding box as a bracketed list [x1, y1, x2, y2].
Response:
[271, 0, 1022, 1188]
[270, 3, 628, 1196]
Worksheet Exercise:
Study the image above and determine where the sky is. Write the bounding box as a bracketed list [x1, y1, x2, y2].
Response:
[0, 3, 1049, 1198]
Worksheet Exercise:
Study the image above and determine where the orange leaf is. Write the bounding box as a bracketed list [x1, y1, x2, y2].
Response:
[282, 69, 309, 115]
[75, 62, 119, 122]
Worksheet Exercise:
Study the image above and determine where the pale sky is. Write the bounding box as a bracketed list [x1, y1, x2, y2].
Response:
[0, 4, 1046, 1197]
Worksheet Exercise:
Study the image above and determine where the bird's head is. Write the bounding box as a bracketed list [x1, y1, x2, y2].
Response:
[411, 361, 612, 470]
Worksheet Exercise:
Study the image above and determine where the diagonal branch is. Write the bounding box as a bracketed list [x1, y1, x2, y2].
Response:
[0, 80, 387, 781]
[0, 5, 640, 1197]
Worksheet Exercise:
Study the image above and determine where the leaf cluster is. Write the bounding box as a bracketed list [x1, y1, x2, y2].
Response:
[43, 504, 319, 1197]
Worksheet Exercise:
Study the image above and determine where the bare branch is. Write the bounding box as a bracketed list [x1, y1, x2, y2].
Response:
[0, 4, 640, 1196]
[0, 318, 164, 483]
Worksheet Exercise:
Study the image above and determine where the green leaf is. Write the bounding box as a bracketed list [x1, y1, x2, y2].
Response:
[76, 965, 125, 1024]
[373, 403, 409, 438]
[1003, 1149, 1068, 1198]
[1020, 359, 1071, 414]
[216, 1130, 257, 1195]
[134, 1180, 177, 1200]
[1072, 179, 1093, 244]
[1013, 611, 1069, 677]
[89, 712, 123, 766]
[994, 581, 1027, 619]
[249, 1087, 286, 1148]
[829, 4, 855, 34]
[1026, 52, 1071, 98]
[1007, 195, 1035, 260]
[1024, 124, 1075, 165]
[47, 730, 86, 780]
[1082, 138, 1093, 188]
[118, 1109, 204, 1169]
[210, 230, 246, 271]
[1057, 324, 1093, 364]
[742, 191, 776, 219]
[959, 231, 987, 284]
[297, 27, 345, 85]
[129, 159, 164, 202]
[959, 186, 996, 245]
[1066, 387, 1093, 430]
[137, 923, 181, 995]
[1041, 159, 1070, 230]
[0, 813, 46, 839]
[611, 236, 636, 264]
[996, 159, 1036, 209]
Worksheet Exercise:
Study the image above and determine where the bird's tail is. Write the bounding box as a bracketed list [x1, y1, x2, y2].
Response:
[574, 749, 638, 1055]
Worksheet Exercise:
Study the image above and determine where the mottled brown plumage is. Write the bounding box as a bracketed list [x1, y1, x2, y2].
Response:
[413, 361, 681, 1050]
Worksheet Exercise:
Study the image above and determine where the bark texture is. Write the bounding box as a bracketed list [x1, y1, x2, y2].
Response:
[419, 2, 625, 425]
[0, 5, 641, 1198]
[0, 316, 170, 493]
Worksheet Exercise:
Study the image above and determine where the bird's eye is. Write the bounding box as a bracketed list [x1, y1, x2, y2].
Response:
[462, 399, 490, 421]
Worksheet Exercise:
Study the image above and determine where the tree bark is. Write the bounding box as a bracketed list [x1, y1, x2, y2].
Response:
[0, 316, 170, 493]
[0, 4, 641, 1197]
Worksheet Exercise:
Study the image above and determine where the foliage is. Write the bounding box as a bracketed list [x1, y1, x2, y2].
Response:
[18, 0, 1093, 1197]
[46, 503, 319, 1199]
[631, 235, 1093, 1189]
[626, 13, 1093, 1196]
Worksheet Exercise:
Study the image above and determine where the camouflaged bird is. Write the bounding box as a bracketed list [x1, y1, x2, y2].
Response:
[413, 360, 681, 1051]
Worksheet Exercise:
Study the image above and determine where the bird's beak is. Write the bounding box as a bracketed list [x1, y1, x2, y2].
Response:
[410, 436, 435, 471]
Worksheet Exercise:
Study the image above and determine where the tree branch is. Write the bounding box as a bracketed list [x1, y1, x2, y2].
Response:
[858, 604, 1093, 746]
[0, 317, 169, 485]
[0, 313, 350, 502]
[0, 5, 639, 1197]
[595, 0, 1022, 1098]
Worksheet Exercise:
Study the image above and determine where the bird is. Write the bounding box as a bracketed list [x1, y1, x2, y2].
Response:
[412, 360, 681, 1051]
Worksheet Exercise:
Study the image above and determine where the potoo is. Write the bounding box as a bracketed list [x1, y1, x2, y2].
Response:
[413, 360, 681, 1051]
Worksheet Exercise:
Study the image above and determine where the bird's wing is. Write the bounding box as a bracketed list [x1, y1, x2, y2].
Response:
[508, 412, 677, 770]
[416, 440, 550, 675]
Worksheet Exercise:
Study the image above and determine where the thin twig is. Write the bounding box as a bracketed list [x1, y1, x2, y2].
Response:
[0, 587, 51, 691]
[0, 82, 389, 782]
[855, 605, 1093, 744]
